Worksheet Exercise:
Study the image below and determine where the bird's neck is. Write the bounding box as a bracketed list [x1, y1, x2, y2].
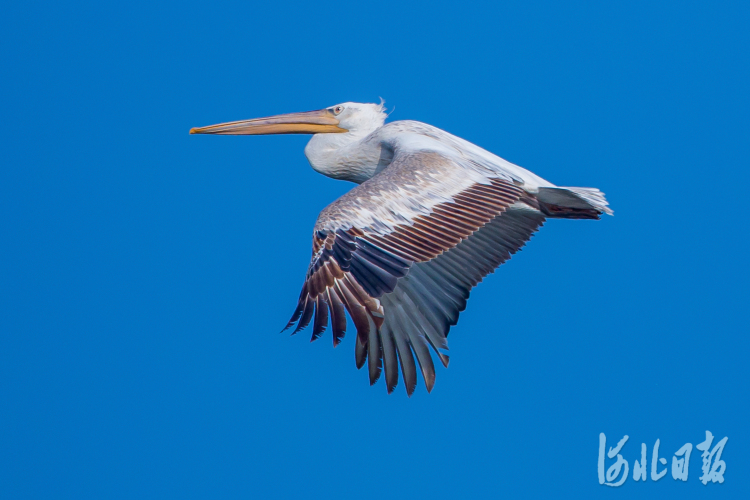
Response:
[304, 130, 390, 184]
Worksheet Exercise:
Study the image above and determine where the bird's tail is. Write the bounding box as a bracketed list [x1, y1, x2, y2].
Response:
[536, 187, 613, 219]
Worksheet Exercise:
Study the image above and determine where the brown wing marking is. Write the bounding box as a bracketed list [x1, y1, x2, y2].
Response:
[283, 178, 527, 394]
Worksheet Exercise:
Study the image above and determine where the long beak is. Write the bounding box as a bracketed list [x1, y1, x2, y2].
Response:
[189, 108, 347, 135]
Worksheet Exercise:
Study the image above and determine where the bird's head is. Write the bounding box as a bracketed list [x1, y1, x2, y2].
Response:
[189, 101, 386, 137]
[324, 101, 387, 137]
[191, 101, 389, 183]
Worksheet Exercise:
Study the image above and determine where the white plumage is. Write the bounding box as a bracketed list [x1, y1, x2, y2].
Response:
[191, 101, 612, 395]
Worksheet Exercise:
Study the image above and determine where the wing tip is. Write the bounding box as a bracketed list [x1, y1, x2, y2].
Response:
[425, 376, 435, 393]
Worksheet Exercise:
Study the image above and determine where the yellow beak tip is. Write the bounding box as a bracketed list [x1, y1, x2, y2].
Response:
[189, 128, 199, 134]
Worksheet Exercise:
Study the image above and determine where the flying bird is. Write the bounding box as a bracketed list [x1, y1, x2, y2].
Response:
[190, 101, 612, 395]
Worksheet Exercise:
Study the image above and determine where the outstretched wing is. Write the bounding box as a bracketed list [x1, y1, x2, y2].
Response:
[283, 146, 545, 395]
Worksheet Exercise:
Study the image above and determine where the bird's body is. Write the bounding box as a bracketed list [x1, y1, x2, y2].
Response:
[191, 102, 612, 395]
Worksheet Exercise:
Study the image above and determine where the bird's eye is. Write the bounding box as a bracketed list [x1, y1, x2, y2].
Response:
[333, 105, 344, 115]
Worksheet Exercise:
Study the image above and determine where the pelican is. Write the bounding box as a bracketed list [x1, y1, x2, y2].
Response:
[191, 101, 612, 395]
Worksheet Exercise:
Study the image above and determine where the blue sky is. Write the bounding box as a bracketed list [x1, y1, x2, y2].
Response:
[1, 1, 748, 498]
